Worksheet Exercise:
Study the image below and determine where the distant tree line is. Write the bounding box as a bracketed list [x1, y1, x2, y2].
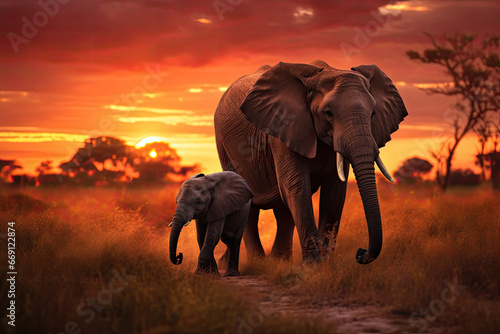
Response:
[1, 136, 496, 189]
[0, 136, 199, 187]
[393, 156, 484, 187]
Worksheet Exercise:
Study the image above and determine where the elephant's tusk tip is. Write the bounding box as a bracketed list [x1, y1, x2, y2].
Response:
[168, 221, 173, 227]
[385, 174, 395, 183]
[375, 156, 394, 183]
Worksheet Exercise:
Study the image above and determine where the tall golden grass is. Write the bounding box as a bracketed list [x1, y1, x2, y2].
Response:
[0, 186, 331, 334]
[1, 182, 499, 333]
[244, 182, 500, 333]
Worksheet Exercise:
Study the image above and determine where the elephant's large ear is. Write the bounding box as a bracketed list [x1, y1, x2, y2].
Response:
[240, 62, 323, 158]
[205, 172, 254, 222]
[351, 65, 408, 148]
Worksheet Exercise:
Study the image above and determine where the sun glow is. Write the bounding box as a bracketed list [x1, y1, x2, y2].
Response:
[413, 82, 453, 89]
[149, 150, 157, 158]
[135, 136, 168, 148]
[383, 4, 428, 11]
[196, 18, 212, 24]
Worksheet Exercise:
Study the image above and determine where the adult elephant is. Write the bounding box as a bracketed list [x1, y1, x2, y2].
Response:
[214, 60, 407, 264]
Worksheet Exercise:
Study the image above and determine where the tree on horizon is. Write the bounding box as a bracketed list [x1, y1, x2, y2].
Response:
[59, 136, 199, 186]
[0, 159, 22, 184]
[475, 118, 500, 190]
[407, 33, 499, 191]
[393, 157, 433, 184]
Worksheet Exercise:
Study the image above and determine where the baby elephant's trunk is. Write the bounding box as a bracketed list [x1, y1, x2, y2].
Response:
[169, 213, 186, 265]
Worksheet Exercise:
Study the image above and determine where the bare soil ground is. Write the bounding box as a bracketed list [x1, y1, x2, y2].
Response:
[223, 275, 446, 334]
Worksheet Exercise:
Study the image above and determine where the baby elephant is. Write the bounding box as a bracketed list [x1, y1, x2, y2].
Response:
[169, 171, 254, 276]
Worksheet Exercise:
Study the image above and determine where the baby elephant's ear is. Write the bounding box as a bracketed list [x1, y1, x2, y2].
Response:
[205, 172, 254, 222]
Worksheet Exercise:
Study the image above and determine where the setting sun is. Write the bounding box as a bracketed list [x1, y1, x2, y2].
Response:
[149, 150, 157, 158]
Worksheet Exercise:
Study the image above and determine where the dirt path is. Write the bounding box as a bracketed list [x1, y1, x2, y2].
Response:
[223, 275, 444, 334]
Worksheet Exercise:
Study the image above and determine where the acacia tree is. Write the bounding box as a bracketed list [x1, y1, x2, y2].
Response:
[36, 160, 55, 175]
[407, 33, 500, 191]
[59, 137, 132, 184]
[0, 159, 22, 183]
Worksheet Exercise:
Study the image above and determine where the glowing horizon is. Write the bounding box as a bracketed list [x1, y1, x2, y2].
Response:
[1, 0, 498, 179]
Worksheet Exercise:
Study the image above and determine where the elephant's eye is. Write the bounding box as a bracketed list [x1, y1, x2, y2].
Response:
[324, 108, 333, 118]
[371, 110, 376, 119]
[195, 199, 202, 205]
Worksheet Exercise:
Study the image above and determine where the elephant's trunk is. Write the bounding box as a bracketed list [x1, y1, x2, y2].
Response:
[169, 210, 187, 265]
[347, 135, 383, 264]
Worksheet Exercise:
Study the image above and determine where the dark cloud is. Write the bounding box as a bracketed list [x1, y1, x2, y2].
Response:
[0, 0, 399, 67]
[1, 0, 498, 70]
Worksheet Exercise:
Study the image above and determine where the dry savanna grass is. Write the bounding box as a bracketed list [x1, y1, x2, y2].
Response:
[244, 183, 500, 333]
[0, 186, 331, 334]
[0, 182, 499, 333]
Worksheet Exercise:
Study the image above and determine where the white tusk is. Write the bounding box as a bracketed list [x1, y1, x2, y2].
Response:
[336, 152, 346, 182]
[376, 156, 395, 183]
[183, 220, 192, 226]
[168, 221, 173, 227]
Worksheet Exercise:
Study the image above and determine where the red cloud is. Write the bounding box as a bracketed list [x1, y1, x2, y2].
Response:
[0, 0, 400, 67]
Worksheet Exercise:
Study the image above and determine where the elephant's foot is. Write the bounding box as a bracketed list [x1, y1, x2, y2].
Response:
[319, 242, 337, 259]
[223, 268, 240, 277]
[194, 265, 220, 276]
[194, 269, 221, 277]
[301, 237, 322, 264]
[301, 253, 321, 265]
[301, 250, 321, 264]
[320, 232, 340, 256]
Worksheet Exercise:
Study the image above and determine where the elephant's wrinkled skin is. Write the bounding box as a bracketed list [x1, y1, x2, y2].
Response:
[169, 172, 253, 276]
[214, 60, 407, 264]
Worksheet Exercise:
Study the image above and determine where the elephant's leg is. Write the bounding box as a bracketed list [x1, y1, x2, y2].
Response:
[224, 201, 251, 277]
[243, 204, 265, 259]
[285, 197, 320, 263]
[318, 176, 347, 255]
[224, 239, 242, 277]
[195, 218, 224, 275]
[272, 142, 320, 263]
[195, 219, 207, 251]
[270, 206, 294, 260]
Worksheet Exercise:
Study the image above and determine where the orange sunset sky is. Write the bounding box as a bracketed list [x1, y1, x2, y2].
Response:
[0, 0, 498, 176]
